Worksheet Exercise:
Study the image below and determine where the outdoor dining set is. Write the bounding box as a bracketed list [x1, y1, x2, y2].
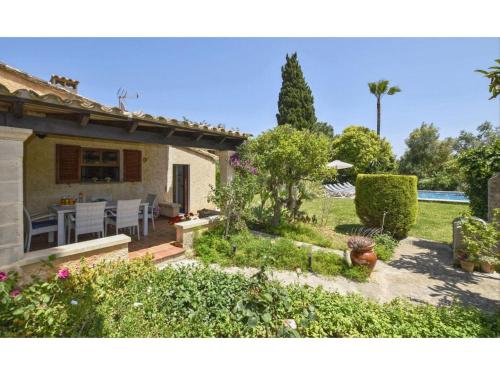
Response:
[23, 194, 158, 252]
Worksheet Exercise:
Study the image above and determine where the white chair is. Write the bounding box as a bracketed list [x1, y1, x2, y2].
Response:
[23, 207, 58, 252]
[139, 193, 157, 231]
[66, 202, 106, 243]
[105, 199, 141, 239]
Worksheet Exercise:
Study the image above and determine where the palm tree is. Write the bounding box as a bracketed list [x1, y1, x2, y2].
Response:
[368, 80, 401, 136]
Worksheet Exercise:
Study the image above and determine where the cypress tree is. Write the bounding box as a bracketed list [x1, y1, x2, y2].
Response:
[276, 52, 317, 130]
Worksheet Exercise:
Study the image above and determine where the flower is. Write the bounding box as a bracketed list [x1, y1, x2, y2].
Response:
[0, 271, 7, 282]
[9, 289, 21, 298]
[70, 300, 78, 305]
[57, 268, 70, 280]
[283, 319, 297, 330]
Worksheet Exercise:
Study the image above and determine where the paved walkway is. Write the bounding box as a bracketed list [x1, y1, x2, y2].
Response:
[168, 237, 500, 312]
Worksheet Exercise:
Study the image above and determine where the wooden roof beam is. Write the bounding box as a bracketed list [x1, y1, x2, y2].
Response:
[128, 120, 139, 133]
[79, 114, 90, 127]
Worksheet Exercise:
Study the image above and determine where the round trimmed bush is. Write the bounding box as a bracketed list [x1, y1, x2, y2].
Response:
[355, 174, 418, 239]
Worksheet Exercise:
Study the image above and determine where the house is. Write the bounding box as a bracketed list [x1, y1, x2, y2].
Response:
[0, 62, 246, 270]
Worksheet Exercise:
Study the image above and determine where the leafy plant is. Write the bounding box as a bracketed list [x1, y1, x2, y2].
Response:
[476, 59, 500, 99]
[457, 139, 500, 219]
[1, 260, 499, 338]
[373, 233, 399, 262]
[461, 212, 499, 263]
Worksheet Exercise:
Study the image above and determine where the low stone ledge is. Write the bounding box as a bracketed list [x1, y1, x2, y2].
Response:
[175, 215, 222, 254]
[2, 234, 131, 284]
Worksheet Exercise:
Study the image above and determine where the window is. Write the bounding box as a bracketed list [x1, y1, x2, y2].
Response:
[56, 145, 142, 184]
[80, 148, 120, 183]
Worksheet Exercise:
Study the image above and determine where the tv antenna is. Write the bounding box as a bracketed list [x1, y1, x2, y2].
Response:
[117, 88, 139, 111]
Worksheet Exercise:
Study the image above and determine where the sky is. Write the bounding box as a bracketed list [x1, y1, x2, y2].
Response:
[0, 38, 498, 155]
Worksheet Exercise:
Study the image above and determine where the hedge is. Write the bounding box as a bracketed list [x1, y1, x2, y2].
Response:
[355, 174, 418, 238]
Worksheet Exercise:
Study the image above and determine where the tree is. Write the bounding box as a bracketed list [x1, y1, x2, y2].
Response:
[208, 159, 258, 237]
[476, 59, 500, 99]
[245, 125, 331, 226]
[457, 139, 500, 219]
[454, 121, 499, 153]
[330, 126, 396, 180]
[312, 121, 334, 138]
[399, 123, 454, 179]
[368, 79, 401, 136]
[276, 53, 317, 131]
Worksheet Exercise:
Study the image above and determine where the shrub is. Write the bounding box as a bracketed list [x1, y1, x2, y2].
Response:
[373, 233, 399, 261]
[355, 174, 418, 239]
[457, 140, 500, 219]
[2, 262, 498, 337]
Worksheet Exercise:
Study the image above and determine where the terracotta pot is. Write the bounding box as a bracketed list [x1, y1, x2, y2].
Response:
[460, 260, 475, 273]
[480, 262, 495, 274]
[350, 244, 377, 272]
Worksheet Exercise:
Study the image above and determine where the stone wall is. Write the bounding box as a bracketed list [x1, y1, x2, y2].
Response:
[3, 234, 130, 285]
[175, 215, 221, 255]
[0, 126, 32, 266]
[488, 173, 500, 222]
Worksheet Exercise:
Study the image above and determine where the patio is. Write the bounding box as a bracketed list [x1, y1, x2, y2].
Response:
[28, 216, 184, 263]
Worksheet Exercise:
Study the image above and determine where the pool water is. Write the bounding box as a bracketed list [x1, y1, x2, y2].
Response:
[418, 190, 469, 203]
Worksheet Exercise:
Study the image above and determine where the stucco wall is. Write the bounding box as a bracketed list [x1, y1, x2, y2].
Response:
[24, 135, 215, 214]
[166, 146, 216, 213]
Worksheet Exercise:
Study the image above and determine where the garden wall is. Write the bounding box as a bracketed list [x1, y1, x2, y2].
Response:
[2, 234, 130, 285]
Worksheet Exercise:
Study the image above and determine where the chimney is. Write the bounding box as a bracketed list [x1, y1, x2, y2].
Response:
[49, 74, 79, 93]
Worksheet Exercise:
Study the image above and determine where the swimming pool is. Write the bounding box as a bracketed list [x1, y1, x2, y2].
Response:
[418, 190, 469, 203]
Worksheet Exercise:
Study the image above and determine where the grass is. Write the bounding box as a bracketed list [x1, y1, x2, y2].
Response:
[302, 198, 468, 244]
[194, 229, 370, 282]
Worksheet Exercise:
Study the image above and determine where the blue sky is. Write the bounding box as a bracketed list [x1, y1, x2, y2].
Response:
[0, 38, 498, 155]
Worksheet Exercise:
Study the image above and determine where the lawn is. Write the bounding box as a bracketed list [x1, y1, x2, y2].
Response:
[301, 198, 468, 244]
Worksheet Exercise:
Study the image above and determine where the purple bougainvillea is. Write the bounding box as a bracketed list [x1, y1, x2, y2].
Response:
[229, 153, 258, 175]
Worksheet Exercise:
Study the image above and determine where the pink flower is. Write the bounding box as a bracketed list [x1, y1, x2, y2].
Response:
[0, 272, 7, 282]
[9, 289, 20, 297]
[57, 268, 70, 280]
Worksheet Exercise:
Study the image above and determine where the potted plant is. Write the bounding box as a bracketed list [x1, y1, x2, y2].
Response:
[478, 254, 498, 274]
[458, 252, 476, 273]
[347, 235, 377, 272]
[461, 213, 498, 273]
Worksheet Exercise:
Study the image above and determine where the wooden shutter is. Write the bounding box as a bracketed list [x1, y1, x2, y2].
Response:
[56, 144, 81, 184]
[123, 149, 142, 182]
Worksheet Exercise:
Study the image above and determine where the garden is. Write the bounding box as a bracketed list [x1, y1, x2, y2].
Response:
[1, 52, 498, 338]
[1, 258, 499, 338]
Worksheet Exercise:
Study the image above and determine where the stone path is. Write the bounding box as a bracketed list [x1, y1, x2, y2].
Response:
[167, 237, 500, 312]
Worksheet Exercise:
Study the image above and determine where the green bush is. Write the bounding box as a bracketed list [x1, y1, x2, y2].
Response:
[2, 261, 498, 337]
[457, 140, 500, 219]
[373, 233, 399, 262]
[355, 174, 418, 239]
[194, 229, 369, 282]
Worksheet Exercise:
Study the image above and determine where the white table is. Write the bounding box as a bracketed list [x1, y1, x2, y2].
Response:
[50, 201, 149, 246]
